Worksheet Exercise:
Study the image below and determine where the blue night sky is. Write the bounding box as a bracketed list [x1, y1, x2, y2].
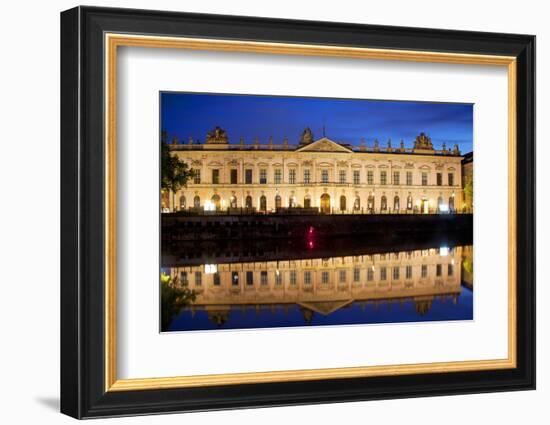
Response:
[161, 92, 473, 153]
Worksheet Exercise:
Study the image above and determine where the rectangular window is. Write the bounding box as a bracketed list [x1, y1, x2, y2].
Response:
[421, 264, 428, 278]
[180, 271, 188, 286]
[259, 169, 267, 184]
[393, 171, 400, 185]
[321, 170, 329, 183]
[290, 270, 297, 285]
[245, 169, 253, 184]
[380, 267, 387, 281]
[421, 172, 428, 186]
[195, 271, 202, 286]
[213, 272, 220, 286]
[436, 172, 443, 186]
[260, 271, 268, 285]
[448, 264, 454, 276]
[339, 170, 346, 184]
[274, 169, 282, 184]
[304, 271, 312, 285]
[212, 169, 220, 184]
[289, 169, 296, 184]
[304, 169, 311, 183]
[231, 271, 239, 286]
[246, 271, 254, 286]
[353, 268, 360, 282]
[436, 264, 442, 277]
[353, 170, 360, 185]
[380, 170, 387, 185]
[367, 170, 374, 185]
[322, 271, 330, 284]
[339, 270, 346, 283]
[393, 267, 400, 280]
[448, 173, 454, 186]
[406, 171, 412, 186]
[193, 169, 201, 184]
[230, 169, 238, 184]
[405, 265, 412, 279]
[367, 268, 374, 281]
[275, 271, 282, 285]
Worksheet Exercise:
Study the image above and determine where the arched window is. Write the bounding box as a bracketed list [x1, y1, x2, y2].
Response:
[211, 194, 221, 211]
[340, 195, 347, 212]
[179, 195, 186, 210]
[393, 196, 400, 212]
[245, 195, 252, 209]
[437, 196, 443, 212]
[193, 195, 200, 209]
[407, 195, 413, 210]
[275, 195, 282, 209]
[304, 195, 311, 208]
[229, 195, 237, 208]
[259, 195, 267, 212]
[367, 195, 375, 212]
[353, 197, 361, 211]
[381, 195, 387, 211]
[449, 196, 455, 212]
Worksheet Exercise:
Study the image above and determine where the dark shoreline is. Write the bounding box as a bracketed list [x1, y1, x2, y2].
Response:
[162, 214, 473, 267]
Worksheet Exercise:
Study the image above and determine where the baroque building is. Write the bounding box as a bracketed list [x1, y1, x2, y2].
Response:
[166, 127, 466, 214]
[167, 245, 465, 325]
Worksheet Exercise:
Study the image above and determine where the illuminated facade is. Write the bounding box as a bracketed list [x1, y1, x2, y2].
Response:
[167, 245, 464, 321]
[167, 127, 465, 214]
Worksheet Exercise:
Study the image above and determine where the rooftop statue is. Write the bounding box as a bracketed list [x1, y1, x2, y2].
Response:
[413, 132, 434, 150]
[205, 126, 228, 144]
[299, 127, 314, 145]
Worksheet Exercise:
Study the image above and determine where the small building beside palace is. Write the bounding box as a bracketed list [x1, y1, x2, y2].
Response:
[165, 127, 468, 214]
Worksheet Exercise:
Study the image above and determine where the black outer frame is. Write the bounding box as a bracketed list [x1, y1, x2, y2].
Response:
[60, 6, 536, 419]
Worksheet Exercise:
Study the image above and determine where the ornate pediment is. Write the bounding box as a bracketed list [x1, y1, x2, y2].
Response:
[296, 137, 353, 153]
[191, 159, 203, 166]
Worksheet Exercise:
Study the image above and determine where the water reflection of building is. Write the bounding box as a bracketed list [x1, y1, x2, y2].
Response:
[166, 127, 465, 214]
[168, 246, 465, 322]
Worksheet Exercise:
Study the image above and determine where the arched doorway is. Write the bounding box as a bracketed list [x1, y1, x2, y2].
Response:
[353, 197, 360, 211]
[304, 195, 311, 208]
[259, 195, 267, 212]
[320, 194, 330, 214]
[449, 196, 455, 212]
[275, 195, 282, 209]
[339, 195, 346, 212]
[179, 195, 186, 210]
[393, 196, 400, 212]
[211, 194, 221, 211]
[407, 195, 413, 210]
[421, 198, 429, 214]
[381, 195, 387, 211]
[367, 195, 375, 213]
[437, 196, 444, 212]
[289, 196, 296, 208]
[193, 195, 200, 209]
[245, 195, 252, 209]
[229, 195, 237, 208]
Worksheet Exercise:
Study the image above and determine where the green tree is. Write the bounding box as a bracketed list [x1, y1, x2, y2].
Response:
[161, 136, 195, 211]
[463, 180, 473, 211]
[160, 273, 197, 331]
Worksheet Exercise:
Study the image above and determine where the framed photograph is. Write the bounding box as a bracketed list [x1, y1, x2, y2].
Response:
[60, 6, 535, 419]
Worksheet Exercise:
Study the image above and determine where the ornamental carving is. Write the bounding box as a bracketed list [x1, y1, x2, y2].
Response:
[205, 126, 228, 144]
[413, 132, 434, 150]
[299, 127, 314, 145]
